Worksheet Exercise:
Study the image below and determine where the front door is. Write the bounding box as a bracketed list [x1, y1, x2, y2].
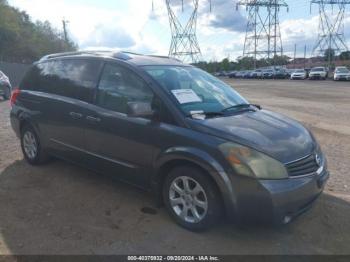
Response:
[85, 63, 157, 186]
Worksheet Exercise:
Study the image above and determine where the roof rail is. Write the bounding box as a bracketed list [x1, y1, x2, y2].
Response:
[148, 55, 182, 62]
[39, 50, 133, 62]
[39, 50, 183, 63]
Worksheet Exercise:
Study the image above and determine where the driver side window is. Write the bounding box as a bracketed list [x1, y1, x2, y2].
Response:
[97, 63, 154, 114]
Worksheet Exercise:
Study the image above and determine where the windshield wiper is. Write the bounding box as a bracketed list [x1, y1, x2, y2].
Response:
[187, 111, 225, 119]
[221, 103, 261, 113]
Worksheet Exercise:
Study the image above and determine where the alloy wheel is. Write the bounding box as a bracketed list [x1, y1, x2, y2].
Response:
[23, 131, 38, 160]
[169, 176, 208, 223]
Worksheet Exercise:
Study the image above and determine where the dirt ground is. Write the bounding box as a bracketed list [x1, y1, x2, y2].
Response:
[0, 79, 349, 255]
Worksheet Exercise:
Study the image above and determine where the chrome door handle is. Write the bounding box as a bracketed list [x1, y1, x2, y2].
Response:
[69, 112, 83, 119]
[86, 116, 101, 123]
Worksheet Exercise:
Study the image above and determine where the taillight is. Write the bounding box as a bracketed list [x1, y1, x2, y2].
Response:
[10, 88, 20, 107]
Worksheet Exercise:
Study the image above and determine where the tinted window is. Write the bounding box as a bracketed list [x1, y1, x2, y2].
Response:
[20, 65, 41, 91]
[97, 63, 154, 114]
[21, 59, 102, 103]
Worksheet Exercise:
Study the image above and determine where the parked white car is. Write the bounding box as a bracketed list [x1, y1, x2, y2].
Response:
[290, 69, 307, 80]
[309, 67, 328, 80]
[252, 69, 263, 79]
[0, 70, 12, 100]
[334, 66, 350, 81]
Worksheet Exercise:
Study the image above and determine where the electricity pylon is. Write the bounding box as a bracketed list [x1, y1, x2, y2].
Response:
[165, 0, 202, 63]
[311, 0, 350, 66]
[237, 0, 288, 68]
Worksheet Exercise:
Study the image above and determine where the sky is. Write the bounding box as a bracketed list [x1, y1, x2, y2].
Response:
[7, 0, 350, 61]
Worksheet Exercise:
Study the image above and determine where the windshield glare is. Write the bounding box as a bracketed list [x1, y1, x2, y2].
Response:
[143, 66, 248, 115]
[295, 70, 305, 73]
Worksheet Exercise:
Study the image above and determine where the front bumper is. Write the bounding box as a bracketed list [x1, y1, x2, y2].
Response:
[334, 75, 350, 81]
[291, 75, 306, 79]
[309, 74, 326, 79]
[232, 168, 329, 225]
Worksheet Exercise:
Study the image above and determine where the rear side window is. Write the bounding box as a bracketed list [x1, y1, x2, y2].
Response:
[21, 59, 102, 103]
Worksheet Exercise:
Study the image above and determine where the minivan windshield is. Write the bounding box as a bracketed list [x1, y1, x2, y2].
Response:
[143, 66, 248, 116]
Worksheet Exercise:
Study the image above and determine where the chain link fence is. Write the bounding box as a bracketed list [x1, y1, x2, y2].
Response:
[0, 62, 30, 87]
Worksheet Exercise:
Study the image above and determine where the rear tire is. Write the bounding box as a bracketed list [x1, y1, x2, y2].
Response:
[20, 124, 50, 165]
[163, 166, 222, 231]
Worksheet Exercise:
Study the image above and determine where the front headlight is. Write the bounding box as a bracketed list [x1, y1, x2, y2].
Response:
[219, 142, 288, 179]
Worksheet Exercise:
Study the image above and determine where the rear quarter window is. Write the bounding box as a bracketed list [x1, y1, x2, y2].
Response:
[19, 65, 42, 91]
[21, 58, 102, 103]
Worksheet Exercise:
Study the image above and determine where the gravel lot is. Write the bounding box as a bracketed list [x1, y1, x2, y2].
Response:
[0, 79, 349, 255]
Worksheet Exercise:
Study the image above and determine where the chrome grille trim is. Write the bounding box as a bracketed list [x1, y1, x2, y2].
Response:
[285, 153, 320, 177]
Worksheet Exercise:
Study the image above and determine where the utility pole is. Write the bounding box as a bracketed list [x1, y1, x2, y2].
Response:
[311, 0, 350, 68]
[62, 19, 69, 45]
[237, 0, 289, 67]
[294, 44, 297, 69]
[304, 45, 307, 69]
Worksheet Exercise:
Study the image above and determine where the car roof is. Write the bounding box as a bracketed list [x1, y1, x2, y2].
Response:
[38, 51, 187, 67]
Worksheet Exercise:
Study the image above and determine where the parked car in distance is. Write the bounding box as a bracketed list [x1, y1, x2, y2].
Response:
[0, 70, 12, 100]
[214, 71, 224, 77]
[235, 71, 246, 78]
[273, 68, 288, 79]
[333, 66, 350, 81]
[285, 69, 295, 78]
[251, 69, 263, 79]
[262, 69, 274, 79]
[243, 70, 252, 79]
[244, 70, 254, 79]
[228, 71, 237, 78]
[11, 51, 329, 231]
[309, 67, 328, 80]
[291, 69, 307, 80]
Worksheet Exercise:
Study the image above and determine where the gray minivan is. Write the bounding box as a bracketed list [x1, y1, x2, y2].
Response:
[10, 51, 329, 231]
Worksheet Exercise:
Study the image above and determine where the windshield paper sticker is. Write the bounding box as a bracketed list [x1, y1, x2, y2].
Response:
[171, 89, 202, 104]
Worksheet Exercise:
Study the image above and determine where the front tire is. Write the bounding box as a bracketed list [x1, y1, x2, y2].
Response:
[21, 125, 50, 165]
[163, 166, 222, 231]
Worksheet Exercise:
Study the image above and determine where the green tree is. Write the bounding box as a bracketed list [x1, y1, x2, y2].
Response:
[221, 58, 230, 71]
[0, 0, 77, 63]
[339, 51, 350, 61]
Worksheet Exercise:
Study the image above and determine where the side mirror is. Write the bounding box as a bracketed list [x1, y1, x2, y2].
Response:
[127, 102, 155, 119]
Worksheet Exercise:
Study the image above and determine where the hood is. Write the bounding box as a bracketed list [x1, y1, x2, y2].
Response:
[189, 110, 316, 163]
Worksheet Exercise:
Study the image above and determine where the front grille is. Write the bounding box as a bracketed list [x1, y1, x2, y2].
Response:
[286, 154, 319, 177]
